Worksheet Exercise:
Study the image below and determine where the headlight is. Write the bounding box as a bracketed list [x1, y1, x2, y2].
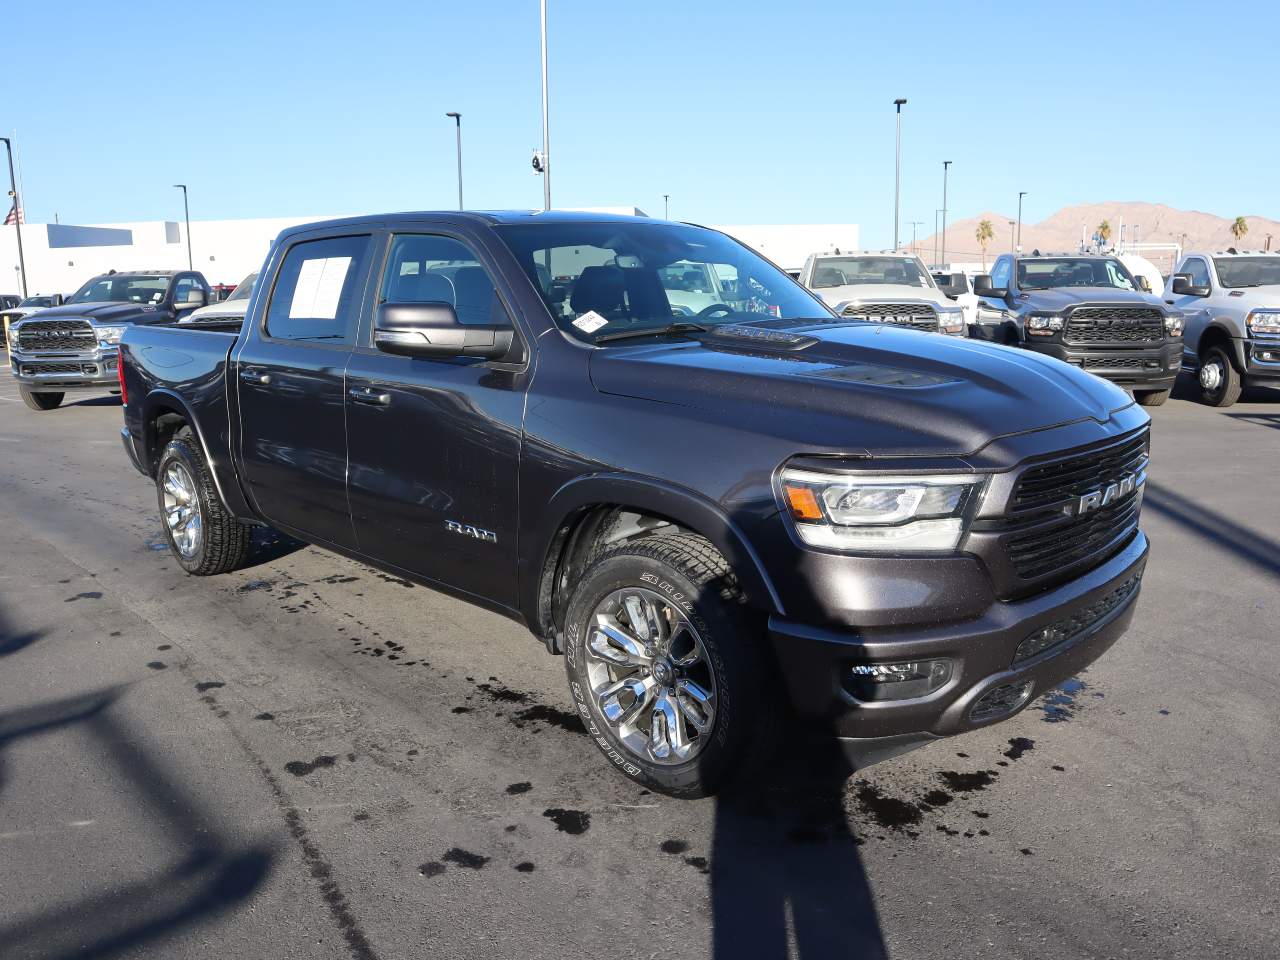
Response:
[1247, 309, 1280, 336]
[1164, 313, 1184, 337]
[1026, 313, 1064, 336]
[937, 307, 966, 336]
[779, 468, 983, 553]
[95, 324, 128, 346]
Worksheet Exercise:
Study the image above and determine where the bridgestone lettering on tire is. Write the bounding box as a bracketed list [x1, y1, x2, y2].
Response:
[156, 432, 251, 575]
[562, 533, 771, 798]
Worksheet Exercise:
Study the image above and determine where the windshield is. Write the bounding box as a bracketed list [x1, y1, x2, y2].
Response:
[19, 296, 53, 307]
[1016, 258, 1136, 291]
[811, 256, 935, 289]
[1212, 256, 1280, 289]
[495, 221, 832, 343]
[226, 272, 258, 301]
[69, 275, 169, 304]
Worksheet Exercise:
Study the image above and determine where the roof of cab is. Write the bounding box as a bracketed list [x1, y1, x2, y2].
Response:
[275, 209, 660, 240]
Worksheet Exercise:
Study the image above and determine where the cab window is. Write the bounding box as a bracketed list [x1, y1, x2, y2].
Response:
[1184, 258, 1212, 288]
[991, 258, 1013, 289]
[380, 234, 509, 326]
[265, 235, 372, 342]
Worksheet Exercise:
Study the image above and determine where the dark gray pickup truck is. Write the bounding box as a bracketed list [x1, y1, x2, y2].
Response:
[119, 211, 1151, 796]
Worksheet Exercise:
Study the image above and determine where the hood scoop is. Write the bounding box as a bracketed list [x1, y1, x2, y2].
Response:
[805, 361, 958, 389]
[697, 324, 819, 351]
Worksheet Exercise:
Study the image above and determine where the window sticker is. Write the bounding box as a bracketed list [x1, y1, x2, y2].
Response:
[572, 310, 609, 333]
[289, 256, 352, 319]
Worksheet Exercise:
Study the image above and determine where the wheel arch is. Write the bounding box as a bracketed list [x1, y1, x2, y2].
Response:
[524, 474, 784, 649]
[1199, 321, 1246, 370]
[140, 388, 253, 519]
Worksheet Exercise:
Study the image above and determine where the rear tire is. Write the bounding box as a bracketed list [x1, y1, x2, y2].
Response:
[1199, 345, 1242, 407]
[1135, 388, 1171, 407]
[562, 533, 772, 798]
[20, 388, 63, 411]
[156, 432, 251, 575]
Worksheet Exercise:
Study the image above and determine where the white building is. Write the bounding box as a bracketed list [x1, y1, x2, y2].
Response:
[1, 213, 858, 296]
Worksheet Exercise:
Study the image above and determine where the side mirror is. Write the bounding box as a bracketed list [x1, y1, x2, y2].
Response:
[973, 275, 1008, 299]
[1135, 276, 1152, 293]
[51, 293, 65, 306]
[176, 289, 207, 310]
[1170, 275, 1210, 297]
[374, 301, 514, 359]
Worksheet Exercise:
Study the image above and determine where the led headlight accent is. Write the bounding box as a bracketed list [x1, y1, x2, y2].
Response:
[779, 469, 982, 553]
[1026, 313, 1064, 337]
[95, 324, 129, 346]
[937, 307, 966, 336]
[1247, 309, 1280, 337]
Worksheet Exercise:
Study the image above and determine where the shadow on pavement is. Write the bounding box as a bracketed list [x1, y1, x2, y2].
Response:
[63, 394, 123, 408]
[242, 526, 307, 570]
[710, 721, 887, 959]
[0, 686, 275, 959]
[1222, 412, 1280, 432]
[1144, 480, 1280, 580]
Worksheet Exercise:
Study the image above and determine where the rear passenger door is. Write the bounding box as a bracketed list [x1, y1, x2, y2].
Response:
[235, 231, 375, 548]
[344, 228, 530, 608]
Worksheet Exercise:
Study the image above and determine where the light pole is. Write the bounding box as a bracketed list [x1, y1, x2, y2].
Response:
[1, 137, 27, 297]
[173, 184, 192, 269]
[893, 98, 907, 251]
[1008, 220, 1016, 252]
[908, 221, 922, 257]
[934, 209, 943, 266]
[445, 112, 463, 209]
[539, 0, 551, 211]
[1017, 191, 1027, 251]
[940, 160, 952, 267]
[663, 194, 669, 219]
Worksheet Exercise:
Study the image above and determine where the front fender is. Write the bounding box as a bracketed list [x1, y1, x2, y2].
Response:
[521, 473, 785, 628]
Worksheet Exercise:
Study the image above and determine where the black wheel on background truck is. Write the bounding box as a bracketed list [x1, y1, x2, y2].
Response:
[562, 533, 772, 798]
[1135, 388, 1171, 407]
[20, 388, 63, 411]
[155, 431, 251, 575]
[1199, 344, 1242, 407]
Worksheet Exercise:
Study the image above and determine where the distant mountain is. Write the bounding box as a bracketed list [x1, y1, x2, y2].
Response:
[916, 202, 1280, 272]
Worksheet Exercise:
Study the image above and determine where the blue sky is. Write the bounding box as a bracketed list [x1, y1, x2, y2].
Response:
[7, 0, 1278, 247]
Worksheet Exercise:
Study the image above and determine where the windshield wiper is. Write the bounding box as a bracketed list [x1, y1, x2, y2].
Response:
[593, 321, 709, 344]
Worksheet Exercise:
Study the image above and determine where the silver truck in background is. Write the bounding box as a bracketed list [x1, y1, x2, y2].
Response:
[799, 251, 966, 335]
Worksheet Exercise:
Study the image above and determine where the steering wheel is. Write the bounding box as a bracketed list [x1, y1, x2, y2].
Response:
[694, 303, 735, 320]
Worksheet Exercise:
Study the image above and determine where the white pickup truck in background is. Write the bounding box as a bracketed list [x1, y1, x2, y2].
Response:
[799, 251, 966, 335]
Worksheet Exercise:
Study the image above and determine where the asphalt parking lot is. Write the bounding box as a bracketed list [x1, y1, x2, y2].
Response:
[1, 373, 1277, 960]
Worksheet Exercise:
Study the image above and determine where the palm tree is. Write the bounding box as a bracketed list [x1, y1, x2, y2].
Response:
[1231, 216, 1249, 245]
[1097, 220, 1112, 248]
[975, 219, 994, 269]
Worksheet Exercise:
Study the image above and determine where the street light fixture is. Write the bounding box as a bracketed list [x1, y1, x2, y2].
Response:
[1, 137, 27, 296]
[173, 184, 192, 270]
[1017, 191, 1027, 251]
[940, 161, 952, 267]
[445, 112, 463, 210]
[893, 99, 907, 251]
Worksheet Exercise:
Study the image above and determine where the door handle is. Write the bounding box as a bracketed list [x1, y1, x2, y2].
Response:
[348, 386, 391, 407]
[240, 370, 271, 385]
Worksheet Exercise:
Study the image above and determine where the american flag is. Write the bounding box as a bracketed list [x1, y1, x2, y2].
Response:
[4, 198, 22, 226]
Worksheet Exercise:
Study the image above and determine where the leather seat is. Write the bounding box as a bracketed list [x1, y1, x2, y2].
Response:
[392, 271, 455, 303]
[570, 265, 628, 317]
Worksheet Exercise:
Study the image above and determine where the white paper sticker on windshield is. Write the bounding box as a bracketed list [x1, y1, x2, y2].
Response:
[289, 256, 352, 319]
[572, 310, 608, 333]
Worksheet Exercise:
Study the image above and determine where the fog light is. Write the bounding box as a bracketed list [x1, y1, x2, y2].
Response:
[849, 659, 952, 701]
[970, 680, 1034, 722]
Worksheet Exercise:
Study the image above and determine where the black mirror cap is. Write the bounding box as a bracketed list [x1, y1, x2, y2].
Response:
[374, 301, 514, 360]
[973, 274, 1009, 299]
[1170, 275, 1210, 297]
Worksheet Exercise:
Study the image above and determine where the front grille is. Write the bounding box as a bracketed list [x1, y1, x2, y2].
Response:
[1013, 430, 1149, 512]
[17, 319, 96, 352]
[841, 302, 939, 332]
[1005, 493, 1141, 580]
[20, 361, 98, 376]
[1081, 356, 1163, 371]
[1064, 307, 1164, 344]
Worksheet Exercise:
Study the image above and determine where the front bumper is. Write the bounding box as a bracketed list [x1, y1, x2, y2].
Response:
[768, 530, 1148, 745]
[9, 348, 120, 390]
[1024, 339, 1182, 389]
[1244, 336, 1280, 382]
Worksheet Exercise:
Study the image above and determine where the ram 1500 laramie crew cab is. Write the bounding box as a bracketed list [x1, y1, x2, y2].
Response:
[10, 270, 211, 410]
[800, 251, 967, 336]
[973, 253, 1184, 407]
[120, 212, 1151, 797]
[1165, 249, 1280, 406]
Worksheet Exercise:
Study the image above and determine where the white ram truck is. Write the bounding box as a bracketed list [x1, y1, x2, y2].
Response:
[800, 251, 966, 335]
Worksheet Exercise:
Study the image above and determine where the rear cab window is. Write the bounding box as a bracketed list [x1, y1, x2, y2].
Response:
[265, 235, 372, 342]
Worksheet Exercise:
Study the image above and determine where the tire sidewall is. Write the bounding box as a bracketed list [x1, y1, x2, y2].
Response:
[1201, 346, 1238, 406]
[563, 548, 754, 797]
[156, 437, 212, 574]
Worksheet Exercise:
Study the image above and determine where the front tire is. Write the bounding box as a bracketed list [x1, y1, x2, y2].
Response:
[563, 534, 770, 798]
[1199, 345, 1242, 407]
[156, 432, 251, 575]
[1135, 388, 1171, 407]
[20, 388, 63, 411]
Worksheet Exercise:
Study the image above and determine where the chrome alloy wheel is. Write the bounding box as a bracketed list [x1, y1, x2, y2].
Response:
[1200, 359, 1224, 391]
[584, 587, 717, 765]
[162, 461, 203, 559]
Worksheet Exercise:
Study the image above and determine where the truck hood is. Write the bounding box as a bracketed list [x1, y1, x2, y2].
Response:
[813, 283, 950, 309]
[1014, 287, 1169, 312]
[588, 321, 1135, 458]
[17, 302, 159, 325]
[185, 299, 249, 321]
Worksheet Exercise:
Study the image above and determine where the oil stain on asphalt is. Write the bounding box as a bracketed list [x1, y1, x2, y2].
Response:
[543, 808, 591, 835]
[285, 755, 338, 777]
